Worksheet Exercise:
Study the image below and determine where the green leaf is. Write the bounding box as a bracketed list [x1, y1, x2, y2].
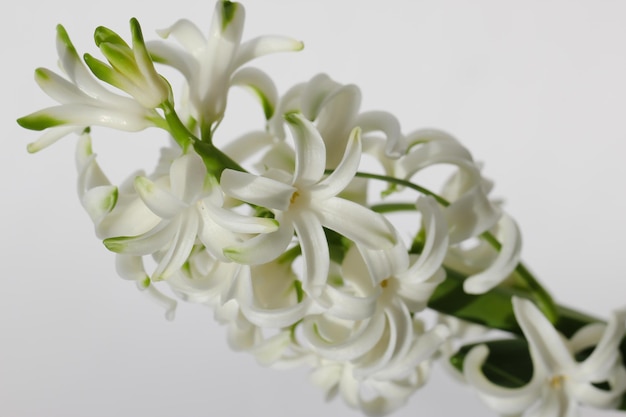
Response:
[324, 228, 350, 265]
[451, 338, 533, 388]
[17, 112, 66, 131]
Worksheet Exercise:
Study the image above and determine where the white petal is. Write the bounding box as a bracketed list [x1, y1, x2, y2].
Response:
[156, 18, 207, 56]
[512, 297, 575, 372]
[134, 176, 186, 219]
[464, 344, 541, 414]
[169, 153, 207, 202]
[115, 254, 148, 282]
[286, 113, 327, 187]
[300, 73, 342, 120]
[355, 110, 406, 158]
[313, 127, 362, 200]
[235, 35, 303, 68]
[56, 25, 122, 103]
[357, 223, 409, 282]
[313, 197, 395, 249]
[81, 185, 118, 224]
[253, 330, 293, 366]
[237, 273, 308, 328]
[152, 213, 199, 281]
[103, 221, 173, 256]
[292, 212, 329, 297]
[35, 68, 90, 104]
[198, 198, 278, 234]
[141, 283, 178, 321]
[576, 308, 626, 381]
[223, 219, 294, 265]
[302, 313, 386, 361]
[316, 284, 378, 321]
[26, 125, 82, 153]
[231, 67, 278, 119]
[220, 169, 296, 211]
[399, 196, 449, 282]
[221, 130, 275, 163]
[463, 213, 522, 294]
[146, 40, 197, 82]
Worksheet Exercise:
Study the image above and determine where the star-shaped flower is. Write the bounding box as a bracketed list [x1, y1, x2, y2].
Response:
[147, 0, 303, 135]
[220, 112, 396, 297]
[464, 297, 626, 417]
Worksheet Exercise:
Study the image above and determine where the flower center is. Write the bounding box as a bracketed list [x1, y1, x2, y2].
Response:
[290, 190, 300, 205]
[549, 375, 566, 389]
[380, 279, 389, 288]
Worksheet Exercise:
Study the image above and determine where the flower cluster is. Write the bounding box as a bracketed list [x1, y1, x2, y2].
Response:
[19, 2, 626, 416]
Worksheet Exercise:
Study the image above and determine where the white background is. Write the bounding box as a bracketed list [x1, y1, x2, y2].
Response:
[3, 1, 626, 416]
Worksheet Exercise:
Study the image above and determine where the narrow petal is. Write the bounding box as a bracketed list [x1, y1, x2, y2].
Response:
[197, 199, 278, 234]
[153, 213, 199, 280]
[155, 18, 207, 56]
[464, 344, 540, 414]
[231, 67, 278, 119]
[26, 125, 81, 153]
[235, 35, 303, 68]
[313, 197, 395, 249]
[134, 176, 186, 219]
[115, 254, 148, 282]
[316, 283, 378, 321]
[512, 297, 575, 372]
[285, 112, 327, 187]
[357, 222, 409, 282]
[237, 273, 308, 328]
[221, 130, 275, 163]
[354, 110, 406, 158]
[146, 40, 197, 81]
[313, 127, 361, 200]
[34, 67, 89, 104]
[398, 196, 449, 282]
[576, 308, 626, 381]
[463, 214, 522, 294]
[56, 25, 121, 102]
[103, 221, 172, 255]
[141, 282, 177, 321]
[81, 185, 118, 224]
[292, 212, 329, 296]
[300, 73, 342, 120]
[20, 104, 151, 132]
[220, 169, 296, 211]
[168, 153, 206, 202]
[223, 220, 294, 265]
[302, 313, 386, 361]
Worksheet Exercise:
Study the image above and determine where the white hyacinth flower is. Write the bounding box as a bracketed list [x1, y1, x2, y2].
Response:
[268, 73, 406, 170]
[102, 152, 278, 281]
[18, 25, 165, 153]
[83, 18, 171, 109]
[220, 113, 396, 297]
[147, 0, 303, 135]
[464, 297, 626, 417]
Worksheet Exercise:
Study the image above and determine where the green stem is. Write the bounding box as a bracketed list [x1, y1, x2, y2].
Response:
[161, 101, 245, 176]
[369, 202, 416, 213]
[348, 170, 558, 323]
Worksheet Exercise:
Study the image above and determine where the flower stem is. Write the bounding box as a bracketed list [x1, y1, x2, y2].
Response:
[161, 100, 245, 176]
